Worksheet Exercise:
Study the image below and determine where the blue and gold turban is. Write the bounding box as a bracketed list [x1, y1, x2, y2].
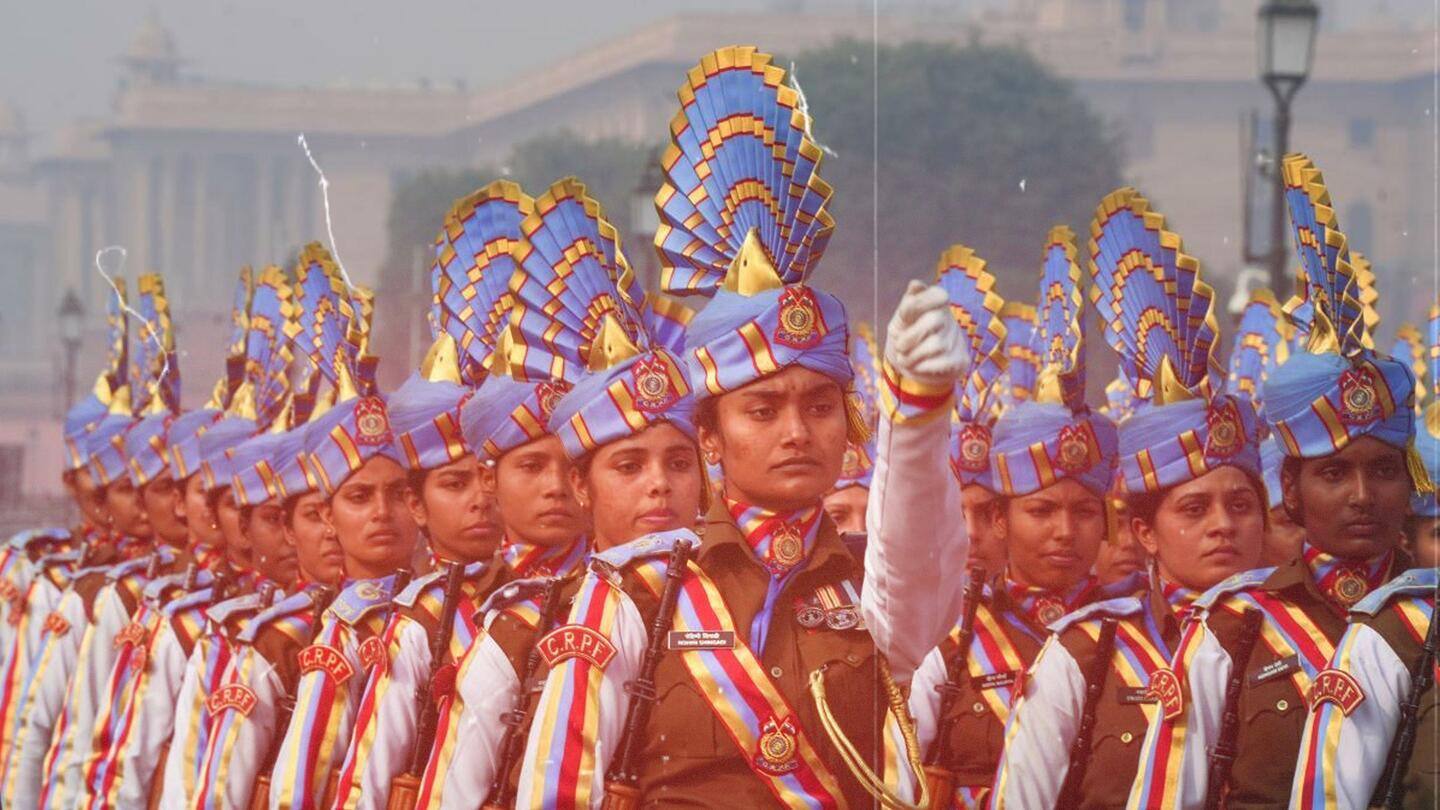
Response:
[64, 393, 110, 471]
[834, 323, 880, 491]
[653, 47, 848, 400]
[1260, 435, 1287, 511]
[198, 416, 257, 492]
[86, 413, 137, 487]
[988, 225, 1116, 497]
[304, 393, 402, 496]
[1266, 156, 1423, 482]
[167, 408, 221, 481]
[500, 178, 695, 460]
[934, 242, 1008, 487]
[229, 430, 294, 508]
[1090, 187, 1263, 494]
[124, 411, 176, 487]
[392, 180, 535, 470]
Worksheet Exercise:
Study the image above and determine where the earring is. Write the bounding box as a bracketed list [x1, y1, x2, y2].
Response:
[704, 452, 719, 465]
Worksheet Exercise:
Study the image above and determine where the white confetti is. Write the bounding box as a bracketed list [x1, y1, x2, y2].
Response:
[1018, 178, 1027, 192]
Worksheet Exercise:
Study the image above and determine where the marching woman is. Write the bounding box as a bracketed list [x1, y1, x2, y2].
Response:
[990, 195, 1268, 808]
[328, 181, 592, 810]
[1286, 301, 1440, 809]
[910, 228, 1128, 810]
[515, 46, 968, 809]
[1127, 154, 1427, 809]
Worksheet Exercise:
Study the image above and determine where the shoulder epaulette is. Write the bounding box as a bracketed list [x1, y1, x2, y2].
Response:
[1352, 567, 1439, 617]
[1049, 595, 1144, 633]
[41, 549, 83, 568]
[143, 568, 207, 602]
[480, 576, 552, 614]
[206, 591, 267, 624]
[394, 570, 445, 608]
[330, 576, 397, 625]
[590, 529, 698, 576]
[164, 586, 217, 617]
[10, 527, 70, 549]
[105, 555, 152, 583]
[1098, 571, 1146, 599]
[1193, 567, 1276, 612]
[239, 589, 321, 643]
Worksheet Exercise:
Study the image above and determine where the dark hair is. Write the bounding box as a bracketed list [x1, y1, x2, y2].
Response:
[281, 495, 303, 527]
[204, 486, 228, 514]
[694, 397, 719, 435]
[1124, 468, 1270, 530]
[239, 504, 255, 532]
[406, 469, 430, 497]
[1280, 456, 1304, 525]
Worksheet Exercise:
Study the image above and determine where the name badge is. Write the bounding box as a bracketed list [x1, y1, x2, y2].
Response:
[1249, 654, 1299, 687]
[667, 630, 736, 651]
[972, 670, 1018, 691]
[1117, 686, 1157, 705]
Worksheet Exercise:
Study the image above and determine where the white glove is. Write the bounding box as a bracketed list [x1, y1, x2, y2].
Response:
[884, 280, 969, 388]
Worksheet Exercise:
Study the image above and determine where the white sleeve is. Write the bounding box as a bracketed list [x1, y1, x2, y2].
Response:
[157, 641, 210, 810]
[907, 642, 948, 758]
[420, 626, 520, 808]
[333, 616, 431, 810]
[1289, 622, 1410, 809]
[1126, 617, 1232, 810]
[514, 578, 646, 810]
[991, 635, 1085, 808]
[188, 643, 285, 810]
[108, 619, 189, 808]
[43, 582, 131, 807]
[864, 406, 968, 680]
[0, 587, 86, 809]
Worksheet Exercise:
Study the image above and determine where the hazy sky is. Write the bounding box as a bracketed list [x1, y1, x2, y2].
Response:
[2, 0, 791, 139]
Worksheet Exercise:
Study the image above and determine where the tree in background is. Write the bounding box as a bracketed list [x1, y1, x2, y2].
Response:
[789, 38, 1124, 321]
[378, 41, 1125, 385]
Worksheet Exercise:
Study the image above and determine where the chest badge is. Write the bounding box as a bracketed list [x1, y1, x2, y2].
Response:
[754, 714, 800, 775]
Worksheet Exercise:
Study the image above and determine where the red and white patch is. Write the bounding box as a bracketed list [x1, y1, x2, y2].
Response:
[630, 354, 679, 414]
[353, 396, 393, 446]
[113, 620, 149, 650]
[299, 643, 355, 685]
[43, 611, 70, 637]
[956, 423, 993, 473]
[1308, 668, 1366, 716]
[538, 624, 617, 670]
[773, 286, 824, 349]
[206, 683, 258, 717]
[359, 636, 388, 674]
[1148, 668, 1184, 721]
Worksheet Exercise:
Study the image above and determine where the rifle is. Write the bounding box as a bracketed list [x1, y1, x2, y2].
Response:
[1204, 609, 1263, 810]
[922, 567, 986, 809]
[1055, 617, 1119, 807]
[247, 584, 338, 810]
[321, 568, 411, 809]
[600, 538, 696, 810]
[386, 560, 468, 810]
[1375, 601, 1439, 809]
[483, 576, 567, 809]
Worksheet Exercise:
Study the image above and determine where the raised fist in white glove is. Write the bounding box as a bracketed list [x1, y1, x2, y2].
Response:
[884, 280, 969, 388]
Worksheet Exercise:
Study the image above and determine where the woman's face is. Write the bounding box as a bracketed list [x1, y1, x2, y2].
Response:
[323, 455, 420, 579]
[183, 474, 224, 548]
[286, 492, 344, 585]
[962, 484, 1005, 575]
[1263, 505, 1305, 566]
[140, 472, 189, 546]
[407, 455, 502, 563]
[823, 486, 868, 535]
[1133, 466, 1266, 592]
[72, 467, 110, 527]
[1283, 436, 1412, 560]
[1407, 516, 1440, 569]
[1095, 502, 1147, 586]
[995, 479, 1107, 591]
[699, 366, 849, 513]
[244, 500, 298, 587]
[482, 436, 587, 548]
[574, 423, 703, 551]
[105, 477, 153, 539]
[213, 487, 250, 565]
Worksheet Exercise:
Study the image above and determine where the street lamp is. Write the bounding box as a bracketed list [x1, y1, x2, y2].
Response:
[629, 145, 665, 293]
[1258, 0, 1319, 294]
[58, 288, 84, 407]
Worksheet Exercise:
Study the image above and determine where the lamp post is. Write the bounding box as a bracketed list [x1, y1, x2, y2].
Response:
[58, 288, 84, 408]
[630, 145, 666, 294]
[1258, 0, 1319, 294]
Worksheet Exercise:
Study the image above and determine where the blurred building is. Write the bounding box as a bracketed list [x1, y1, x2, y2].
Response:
[0, 0, 1432, 499]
